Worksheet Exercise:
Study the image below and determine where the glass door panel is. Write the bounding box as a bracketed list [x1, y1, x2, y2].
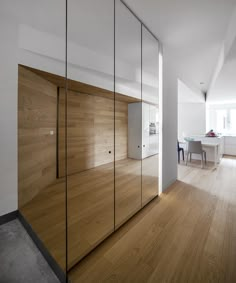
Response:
[67, 0, 114, 269]
[115, 0, 142, 228]
[141, 25, 159, 206]
[17, 0, 67, 273]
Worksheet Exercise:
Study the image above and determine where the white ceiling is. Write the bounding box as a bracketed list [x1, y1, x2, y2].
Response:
[124, 0, 236, 94]
[178, 79, 205, 103]
[207, 36, 236, 103]
[2, 0, 236, 102]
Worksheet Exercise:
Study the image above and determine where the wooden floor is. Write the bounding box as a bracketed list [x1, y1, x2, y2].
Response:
[20, 155, 158, 270]
[69, 156, 236, 283]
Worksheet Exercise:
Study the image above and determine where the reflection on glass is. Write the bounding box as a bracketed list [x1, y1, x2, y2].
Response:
[215, 109, 227, 133]
[17, 0, 66, 272]
[14, 0, 161, 279]
[142, 26, 159, 206]
[230, 109, 236, 133]
[115, 0, 142, 228]
[67, 0, 114, 269]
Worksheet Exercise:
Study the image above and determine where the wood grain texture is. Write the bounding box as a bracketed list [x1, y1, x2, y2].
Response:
[18, 66, 66, 271]
[20, 65, 140, 103]
[67, 89, 114, 175]
[18, 65, 58, 207]
[20, 179, 66, 271]
[58, 89, 128, 176]
[69, 157, 236, 283]
[67, 155, 158, 269]
[115, 100, 129, 161]
[58, 88, 66, 178]
[115, 158, 141, 228]
[19, 156, 157, 271]
[142, 154, 159, 207]
[67, 161, 115, 269]
[18, 65, 160, 273]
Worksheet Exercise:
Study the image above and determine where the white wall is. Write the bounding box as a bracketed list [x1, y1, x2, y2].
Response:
[178, 103, 206, 140]
[178, 79, 205, 103]
[177, 79, 206, 140]
[162, 54, 207, 191]
[162, 50, 178, 190]
[0, 15, 18, 215]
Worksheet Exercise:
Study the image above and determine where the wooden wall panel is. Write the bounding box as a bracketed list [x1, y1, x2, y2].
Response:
[18, 66, 66, 271]
[115, 100, 128, 161]
[58, 88, 66, 178]
[58, 89, 128, 176]
[22, 65, 140, 104]
[18, 66, 57, 207]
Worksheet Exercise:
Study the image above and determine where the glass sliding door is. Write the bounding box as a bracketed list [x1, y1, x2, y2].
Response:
[67, 0, 115, 269]
[17, 0, 67, 273]
[115, 0, 142, 228]
[141, 26, 159, 206]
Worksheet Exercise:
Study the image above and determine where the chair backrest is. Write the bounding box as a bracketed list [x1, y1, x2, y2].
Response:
[188, 141, 203, 154]
[177, 141, 180, 150]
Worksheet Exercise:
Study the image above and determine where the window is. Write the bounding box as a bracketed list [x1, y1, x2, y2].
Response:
[210, 105, 236, 135]
[216, 109, 227, 133]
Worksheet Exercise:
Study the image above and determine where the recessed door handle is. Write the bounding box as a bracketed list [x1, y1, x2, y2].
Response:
[143, 145, 145, 147]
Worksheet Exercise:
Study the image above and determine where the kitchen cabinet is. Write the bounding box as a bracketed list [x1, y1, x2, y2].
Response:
[128, 102, 159, 160]
[224, 136, 236, 156]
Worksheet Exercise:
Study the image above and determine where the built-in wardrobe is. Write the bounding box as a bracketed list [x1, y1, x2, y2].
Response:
[17, 0, 162, 281]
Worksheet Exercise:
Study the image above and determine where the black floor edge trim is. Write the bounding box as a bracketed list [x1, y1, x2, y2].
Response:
[0, 210, 18, 225]
[18, 212, 67, 283]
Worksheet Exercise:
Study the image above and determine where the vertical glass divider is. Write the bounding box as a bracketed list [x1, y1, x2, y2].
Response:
[65, 0, 68, 278]
[114, 0, 116, 232]
[141, 24, 143, 207]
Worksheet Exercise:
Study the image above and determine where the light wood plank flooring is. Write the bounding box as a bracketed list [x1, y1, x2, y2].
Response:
[69, 156, 236, 283]
[20, 156, 158, 271]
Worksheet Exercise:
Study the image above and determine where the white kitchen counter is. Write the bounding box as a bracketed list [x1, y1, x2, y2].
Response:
[181, 136, 224, 163]
[180, 135, 236, 160]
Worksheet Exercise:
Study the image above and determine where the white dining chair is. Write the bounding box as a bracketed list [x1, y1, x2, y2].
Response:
[186, 141, 206, 168]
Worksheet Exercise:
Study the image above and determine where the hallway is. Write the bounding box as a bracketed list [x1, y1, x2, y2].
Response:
[69, 156, 236, 282]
